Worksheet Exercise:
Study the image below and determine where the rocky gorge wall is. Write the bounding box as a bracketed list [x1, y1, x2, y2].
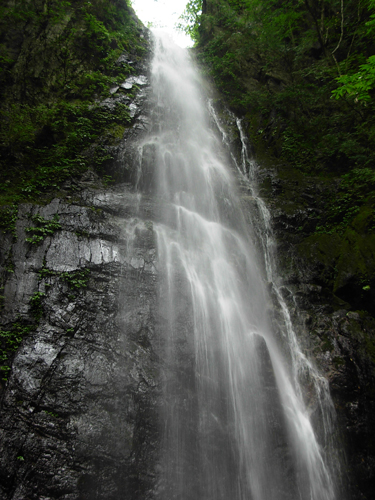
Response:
[208, 100, 375, 499]
[259, 163, 375, 500]
[0, 2, 163, 494]
[0, 185, 159, 499]
[0, 69, 165, 498]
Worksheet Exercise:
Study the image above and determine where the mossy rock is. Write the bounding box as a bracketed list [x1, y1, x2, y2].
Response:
[297, 232, 342, 281]
[334, 225, 375, 308]
[297, 215, 375, 313]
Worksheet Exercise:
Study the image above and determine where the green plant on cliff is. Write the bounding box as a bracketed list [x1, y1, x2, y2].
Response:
[61, 269, 91, 290]
[0, 0, 147, 204]
[38, 266, 91, 292]
[29, 292, 46, 321]
[0, 322, 34, 381]
[0, 205, 18, 236]
[25, 214, 62, 245]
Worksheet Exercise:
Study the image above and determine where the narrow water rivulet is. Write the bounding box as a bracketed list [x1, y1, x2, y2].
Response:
[140, 32, 342, 500]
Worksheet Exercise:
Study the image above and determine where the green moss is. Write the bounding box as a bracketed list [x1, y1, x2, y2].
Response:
[25, 214, 61, 245]
[0, 0, 148, 205]
[295, 225, 375, 312]
[0, 321, 34, 382]
[364, 332, 375, 364]
[334, 228, 375, 294]
[108, 124, 126, 140]
[333, 356, 345, 367]
[352, 206, 375, 234]
[321, 335, 334, 352]
[298, 233, 342, 269]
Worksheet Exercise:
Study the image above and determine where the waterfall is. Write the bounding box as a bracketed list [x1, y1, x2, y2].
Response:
[138, 31, 341, 500]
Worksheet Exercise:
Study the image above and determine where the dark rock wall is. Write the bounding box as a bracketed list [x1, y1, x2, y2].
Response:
[0, 15, 162, 492]
[207, 103, 375, 498]
[0, 182, 160, 499]
[258, 165, 375, 499]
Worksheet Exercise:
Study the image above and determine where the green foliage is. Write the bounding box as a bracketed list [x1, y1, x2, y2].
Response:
[177, 0, 203, 43]
[0, 321, 34, 381]
[39, 266, 90, 290]
[0, 0, 147, 205]
[0, 205, 18, 236]
[29, 292, 46, 320]
[83, 12, 112, 57]
[367, 1, 375, 34]
[43, 409, 59, 417]
[332, 55, 375, 102]
[26, 214, 61, 245]
[61, 269, 90, 289]
[102, 174, 115, 186]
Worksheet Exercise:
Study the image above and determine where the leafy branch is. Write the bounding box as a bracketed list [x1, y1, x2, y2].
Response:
[332, 55, 375, 102]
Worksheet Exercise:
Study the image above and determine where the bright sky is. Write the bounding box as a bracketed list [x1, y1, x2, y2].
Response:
[131, 0, 193, 47]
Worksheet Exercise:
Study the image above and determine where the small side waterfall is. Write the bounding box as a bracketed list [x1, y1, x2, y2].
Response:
[209, 107, 342, 493]
[139, 31, 342, 500]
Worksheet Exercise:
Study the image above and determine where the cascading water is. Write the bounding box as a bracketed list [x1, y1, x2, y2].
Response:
[139, 31, 342, 500]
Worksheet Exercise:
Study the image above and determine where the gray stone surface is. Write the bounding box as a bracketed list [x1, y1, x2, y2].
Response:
[0, 183, 160, 500]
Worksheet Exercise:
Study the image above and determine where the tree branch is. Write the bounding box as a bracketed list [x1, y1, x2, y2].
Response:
[332, 0, 344, 55]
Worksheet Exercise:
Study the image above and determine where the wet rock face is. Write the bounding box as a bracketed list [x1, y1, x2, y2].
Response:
[256, 167, 375, 499]
[0, 22, 157, 496]
[210, 106, 375, 498]
[309, 310, 375, 500]
[0, 184, 160, 500]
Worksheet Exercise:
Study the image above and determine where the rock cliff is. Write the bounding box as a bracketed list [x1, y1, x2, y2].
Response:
[0, 185, 159, 499]
[0, 2, 162, 497]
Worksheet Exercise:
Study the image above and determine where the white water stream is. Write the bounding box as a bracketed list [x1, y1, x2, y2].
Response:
[139, 32, 341, 500]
